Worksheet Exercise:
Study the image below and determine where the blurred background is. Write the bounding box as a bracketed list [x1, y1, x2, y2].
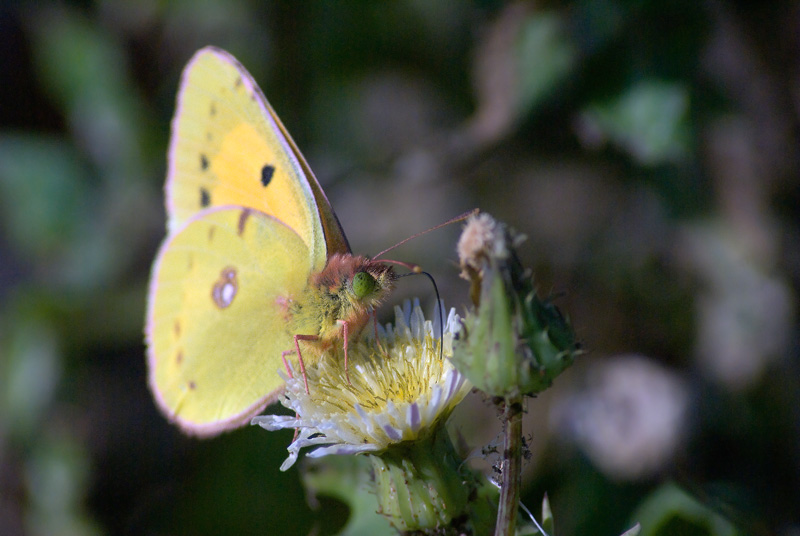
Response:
[1, 1, 798, 535]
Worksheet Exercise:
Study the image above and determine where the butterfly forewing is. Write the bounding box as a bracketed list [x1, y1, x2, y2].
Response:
[166, 47, 347, 271]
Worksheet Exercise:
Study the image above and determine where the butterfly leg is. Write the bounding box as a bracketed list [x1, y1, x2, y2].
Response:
[336, 320, 352, 386]
[281, 350, 296, 378]
[281, 348, 303, 441]
[293, 334, 319, 394]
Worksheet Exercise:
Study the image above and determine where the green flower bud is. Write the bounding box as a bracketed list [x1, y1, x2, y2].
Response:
[370, 427, 472, 533]
[452, 213, 579, 397]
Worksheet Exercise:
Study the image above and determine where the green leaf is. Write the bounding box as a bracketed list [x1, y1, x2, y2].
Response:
[620, 523, 642, 536]
[516, 13, 578, 115]
[632, 483, 742, 536]
[542, 493, 554, 534]
[29, 6, 150, 183]
[303, 456, 395, 536]
[580, 80, 690, 166]
[0, 314, 61, 440]
[0, 135, 90, 259]
[25, 434, 102, 536]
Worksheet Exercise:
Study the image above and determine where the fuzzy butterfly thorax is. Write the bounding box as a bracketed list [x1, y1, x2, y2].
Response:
[287, 254, 397, 344]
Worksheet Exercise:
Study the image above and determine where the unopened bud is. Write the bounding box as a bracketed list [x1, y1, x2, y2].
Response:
[370, 427, 471, 532]
[453, 213, 578, 397]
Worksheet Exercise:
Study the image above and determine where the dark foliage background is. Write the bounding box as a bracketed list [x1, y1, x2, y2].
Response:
[1, 1, 798, 535]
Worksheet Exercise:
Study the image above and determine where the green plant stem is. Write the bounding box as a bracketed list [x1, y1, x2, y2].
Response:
[494, 395, 523, 536]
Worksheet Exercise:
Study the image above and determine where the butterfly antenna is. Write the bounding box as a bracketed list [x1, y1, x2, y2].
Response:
[379, 259, 422, 272]
[398, 271, 444, 361]
[372, 209, 479, 261]
[378, 209, 475, 359]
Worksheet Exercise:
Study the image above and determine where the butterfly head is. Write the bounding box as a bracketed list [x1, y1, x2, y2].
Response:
[352, 270, 378, 299]
[347, 259, 396, 311]
[313, 254, 396, 314]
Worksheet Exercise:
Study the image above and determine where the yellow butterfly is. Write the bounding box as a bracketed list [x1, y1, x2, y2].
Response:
[146, 47, 396, 437]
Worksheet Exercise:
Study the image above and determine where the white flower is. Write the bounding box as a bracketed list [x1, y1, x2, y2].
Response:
[550, 354, 689, 480]
[679, 222, 793, 390]
[252, 301, 471, 471]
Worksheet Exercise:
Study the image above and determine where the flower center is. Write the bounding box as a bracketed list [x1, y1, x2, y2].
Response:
[310, 334, 446, 411]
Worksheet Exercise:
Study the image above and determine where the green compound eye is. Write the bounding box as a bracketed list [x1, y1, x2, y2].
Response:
[352, 271, 377, 299]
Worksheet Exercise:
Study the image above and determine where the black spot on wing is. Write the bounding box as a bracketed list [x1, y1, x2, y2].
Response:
[261, 164, 275, 187]
[200, 187, 210, 207]
[200, 154, 209, 171]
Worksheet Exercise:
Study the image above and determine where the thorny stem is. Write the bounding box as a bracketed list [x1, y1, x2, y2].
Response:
[494, 395, 523, 536]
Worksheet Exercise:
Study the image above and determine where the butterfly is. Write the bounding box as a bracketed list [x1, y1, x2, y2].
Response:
[146, 47, 396, 437]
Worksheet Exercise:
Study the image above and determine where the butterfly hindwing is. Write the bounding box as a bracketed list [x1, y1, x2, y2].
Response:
[146, 207, 311, 436]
